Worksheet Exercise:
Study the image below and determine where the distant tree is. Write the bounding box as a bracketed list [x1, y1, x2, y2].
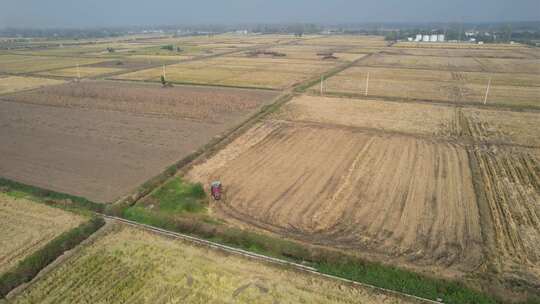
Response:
[106, 47, 115, 53]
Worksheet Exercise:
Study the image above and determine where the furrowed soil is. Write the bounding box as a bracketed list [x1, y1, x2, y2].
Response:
[9, 223, 414, 304]
[1, 81, 278, 123]
[186, 120, 483, 273]
[0, 193, 84, 274]
[0, 82, 277, 202]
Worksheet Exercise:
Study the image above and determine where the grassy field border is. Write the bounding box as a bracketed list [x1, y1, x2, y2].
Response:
[0, 177, 104, 213]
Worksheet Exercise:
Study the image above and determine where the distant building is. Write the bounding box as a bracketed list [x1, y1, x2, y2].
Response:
[407, 37, 414, 42]
[430, 34, 438, 42]
[415, 34, 423, 42]
[422, 35, 430, 42]
[437, 34, 445, 42]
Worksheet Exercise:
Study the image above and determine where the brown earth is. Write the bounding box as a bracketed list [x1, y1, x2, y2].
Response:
[0, 83, 277, 203]
[1, 81, 278, 123]
[186, 120, 483, 272]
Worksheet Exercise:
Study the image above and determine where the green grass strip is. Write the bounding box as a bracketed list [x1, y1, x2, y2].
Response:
[0, 177, 104, 213]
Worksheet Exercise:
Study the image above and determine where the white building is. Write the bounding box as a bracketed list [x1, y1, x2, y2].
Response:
[437, 34, 445, 42]
[430, 34, 438, 42]
[422, 35, 430, 42]
[415, 34, 423, 42]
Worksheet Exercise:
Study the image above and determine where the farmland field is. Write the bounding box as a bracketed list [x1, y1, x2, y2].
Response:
[0, 82, 278, 202]
[186, 120, 483, 272]
[380, 47, 536, 59]
[9, 223, 412, 304]
[114, 56, 339, 89]
[460, 108, 540, 147]
[0, 76, 64, 94]
[274, 95, 455, 137]
[471, 147, 540, 282]
[37, 66, 123, 78]
[360, 53, 540, 74]
[0, 55, 109, 74]
[313, 66, 540, 108]
[0, 193, 84, 275]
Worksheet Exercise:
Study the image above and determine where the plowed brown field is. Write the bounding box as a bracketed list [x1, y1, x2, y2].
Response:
[187, 121, 483, 271]
[2, 81, 278, 123]
[0, 82, 277, 202]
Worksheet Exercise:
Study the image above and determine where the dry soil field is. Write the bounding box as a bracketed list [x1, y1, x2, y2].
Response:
[0, 193, 84, 274]
[0, 82, 277, 202]
[186, 120, 483, 272]
[9, 223, 412, 304]
[186, 91, 540, 286]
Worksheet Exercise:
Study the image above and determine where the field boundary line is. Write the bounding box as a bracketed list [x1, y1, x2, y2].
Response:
[104, 215, 440, 304]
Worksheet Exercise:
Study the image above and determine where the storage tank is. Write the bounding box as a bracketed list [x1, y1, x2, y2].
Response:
[438, 34, 445, 42]
[422, 35, 430, 42]
[430, 34, 438, 42]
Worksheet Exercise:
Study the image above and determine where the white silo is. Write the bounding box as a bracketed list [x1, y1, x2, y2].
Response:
[438, 34, 445, 42]
[430, 34, 438, 42]
[422, 35, 430, 42]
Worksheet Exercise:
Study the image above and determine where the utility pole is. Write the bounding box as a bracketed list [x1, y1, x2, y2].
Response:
[162, 65, 166, 79]
[365, 72, 370, 97]
[483, 76, 492, 105]
[320, 75, 324, 96]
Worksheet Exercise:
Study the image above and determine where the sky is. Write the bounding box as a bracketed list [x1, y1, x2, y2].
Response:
[1, 0, 539, 28]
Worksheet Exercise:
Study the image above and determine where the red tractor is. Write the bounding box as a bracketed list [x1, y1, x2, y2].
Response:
[210, 181, 222, 201]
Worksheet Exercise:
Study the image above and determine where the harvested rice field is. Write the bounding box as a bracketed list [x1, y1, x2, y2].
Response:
[0, 82, 278, 202]
[470, 147, 540, 283]
[313, 66, 540, 108]
[459, 108, 540, 147]
[8, 223, 413, 304]
[273, 95, 455, 137]
[186, 120, 483, 273]
[114, 56, 338, 89]
[37, 66, 123, 78]
[394, 42, 529, 49]
[0, 193, 84, 275]
[0, 55, 109, 74]
[379, 47, 536, 59]
[0, 76, 64, 94]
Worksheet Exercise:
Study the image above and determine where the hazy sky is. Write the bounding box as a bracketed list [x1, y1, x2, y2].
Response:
[1, 0, 539, 28]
